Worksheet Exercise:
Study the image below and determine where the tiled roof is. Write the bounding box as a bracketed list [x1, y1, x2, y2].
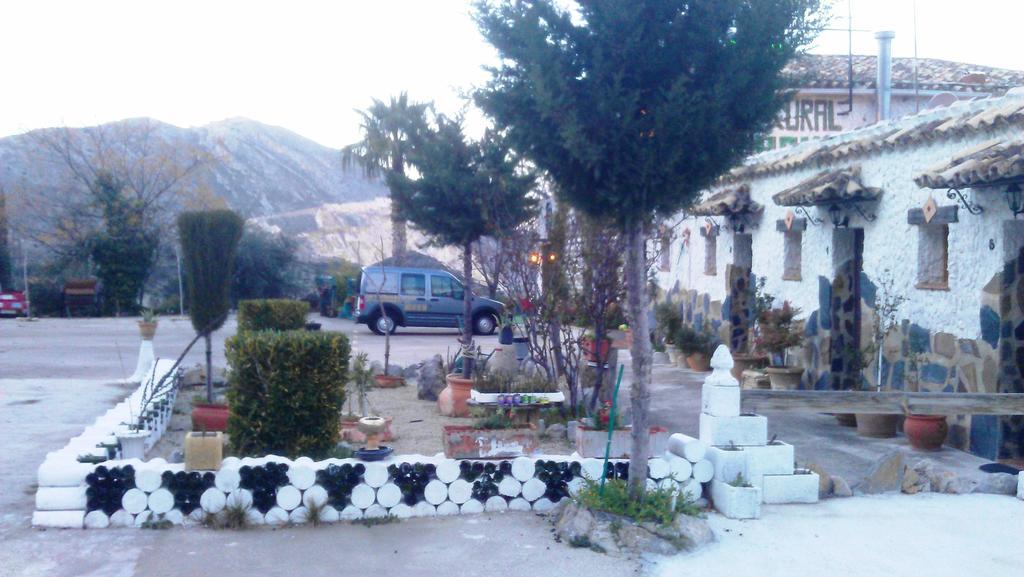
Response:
[785, 54, 1024, 94]
[915, 138, 1024, 189]
[772, 166, 882, 207]
[719, 92, 1024, 184]
[688, 185, 762, 216]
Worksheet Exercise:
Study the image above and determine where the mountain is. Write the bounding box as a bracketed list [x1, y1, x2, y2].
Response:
[0, 117, 386, 219]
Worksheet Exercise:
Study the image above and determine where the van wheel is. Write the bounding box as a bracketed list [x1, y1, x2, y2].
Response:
[370, 312, 397, 335]
[473, 313, 497, 335]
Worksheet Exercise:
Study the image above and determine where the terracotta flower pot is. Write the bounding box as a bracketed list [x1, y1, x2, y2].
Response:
[855, 414, 901, 438]
[138, 321, 158, 340]
[438, 373, 474, 417]
[764, 366, 803, 390]
[373, 374, 406, 388]
[685, 352, 711, 372]
[341, 416, 394, 443]
[191, 403, 229, 432]
[730, 353, 767, 381]
[904, 415, 948, 451]
[582, 337, 612, 363]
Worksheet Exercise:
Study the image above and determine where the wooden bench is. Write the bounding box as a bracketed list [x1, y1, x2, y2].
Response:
[741, 390, 1024, 415]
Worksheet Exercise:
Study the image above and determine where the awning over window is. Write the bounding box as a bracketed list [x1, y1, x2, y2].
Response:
[914, 137, 1024, 189]
[772, 166, 882, 207]
[689, 184, 763, 216]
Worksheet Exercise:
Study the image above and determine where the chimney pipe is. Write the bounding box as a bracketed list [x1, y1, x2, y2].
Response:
[875, 30, 896, 122]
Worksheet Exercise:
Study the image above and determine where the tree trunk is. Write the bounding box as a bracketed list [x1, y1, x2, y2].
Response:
[624, 218, 652, 498]
[391, 216, 407, 262]
[205, 333, 213, 403]
[461, 242, 474, 378]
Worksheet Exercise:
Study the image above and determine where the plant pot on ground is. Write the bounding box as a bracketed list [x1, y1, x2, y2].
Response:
[904, 414, 949, 451]
[581, 333, 612, 363]
[674, 324, 719, 372]
[439, 373, 474, 418]
[373, 374, 406, 388]
[192, 402, 229, 432]
[138, 309, 158, 340]
[730, 352, 767, 381]
[757, 302, 804, 390]
[341, 415, 395, 443]
[855, 413, 901, 438]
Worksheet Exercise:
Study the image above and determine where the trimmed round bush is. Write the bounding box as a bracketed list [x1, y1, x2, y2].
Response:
[237, 299, 309, 332]
[226, 330, 349, 458]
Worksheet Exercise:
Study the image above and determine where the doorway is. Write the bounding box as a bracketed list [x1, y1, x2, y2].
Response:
[829, 228, 864, 390]
[997, 220, 1024, 457]
[727, 233, 753, 352]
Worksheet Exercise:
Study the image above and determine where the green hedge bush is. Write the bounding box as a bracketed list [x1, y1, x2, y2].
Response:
[237, 299, 308, 332]
[226, 330, 349, 458]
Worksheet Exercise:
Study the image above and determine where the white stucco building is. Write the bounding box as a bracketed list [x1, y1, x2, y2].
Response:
[657, 89, 1024, 460]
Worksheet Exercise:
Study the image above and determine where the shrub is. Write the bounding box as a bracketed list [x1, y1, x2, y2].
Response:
[756, 301, 803, 361]
[574, 478, 698, 526]
[655, 301, 682, 344]
[226, 330, 349, 458]
[237, 299, 308, 332]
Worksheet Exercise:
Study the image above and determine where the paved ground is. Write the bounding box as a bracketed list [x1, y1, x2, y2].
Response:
[2, 317, 1018, 577]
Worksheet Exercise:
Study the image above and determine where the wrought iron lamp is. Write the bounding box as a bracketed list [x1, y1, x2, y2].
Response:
[1005, 183, 1024, 218]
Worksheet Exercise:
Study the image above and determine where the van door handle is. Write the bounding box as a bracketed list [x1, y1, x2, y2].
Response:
[430, 298, 439, 302]
[416, 297, 426, 301]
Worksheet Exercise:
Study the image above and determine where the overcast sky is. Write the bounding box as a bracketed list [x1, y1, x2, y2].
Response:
[1, 0, 1021, 148]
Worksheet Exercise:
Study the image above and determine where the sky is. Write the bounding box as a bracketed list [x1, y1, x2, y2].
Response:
[1, 0, 1022, 149]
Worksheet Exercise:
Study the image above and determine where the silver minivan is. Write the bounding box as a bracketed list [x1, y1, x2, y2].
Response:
[355, 266, 504, 335]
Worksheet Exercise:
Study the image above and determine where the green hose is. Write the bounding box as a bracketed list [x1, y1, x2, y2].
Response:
[599, 364, 625, 495]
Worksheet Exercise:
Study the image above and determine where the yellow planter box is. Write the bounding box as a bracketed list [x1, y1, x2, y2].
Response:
[185, 432, 224, 471]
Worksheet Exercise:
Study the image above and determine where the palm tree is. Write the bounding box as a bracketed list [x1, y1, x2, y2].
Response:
[342, 93, 430, 262]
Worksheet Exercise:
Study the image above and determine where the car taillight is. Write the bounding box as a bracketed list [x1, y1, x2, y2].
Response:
[357, 296, 365, 311]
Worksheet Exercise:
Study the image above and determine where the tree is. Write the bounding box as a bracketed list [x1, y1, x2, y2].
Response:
[398, 114, 535, 377]
[89, 172, 159, 315]
[178, 210, 245, 403]
[342, 94, 430, 262]
[0, 186, 12, 291]
[475, 0, 822, 496]
[231, 225, 300, 303]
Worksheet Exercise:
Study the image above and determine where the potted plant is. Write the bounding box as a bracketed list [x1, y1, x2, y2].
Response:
[856, 270, 906, 437]
[901, 335, 948, 450]
[655, 301, 682, 365]
[178, 209, 244, 432]
[581, 329, 612, 363]
[470, 371, 564, 403]
[758, 302, 804, 390]
[574, 405, 670, 458]
[732, 278, 771, 379]
[138, 308, 158, 340]
[443, 408, 540, 459]
[674, 324, 717, 371]
[498, 310, 516, 345]
[342, 353, 394, 442]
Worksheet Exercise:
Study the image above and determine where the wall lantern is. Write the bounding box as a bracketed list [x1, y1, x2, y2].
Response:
[703, 217, 721, 235]
[1005, 183, 1024, 218]
[827, 204, 848, 228]
[527, 251, 542, 266]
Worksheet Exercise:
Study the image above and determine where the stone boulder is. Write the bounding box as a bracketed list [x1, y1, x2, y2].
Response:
[856, 451, 904, 494]
[417, 355, 446, 401]
[554, 501, 713, 558]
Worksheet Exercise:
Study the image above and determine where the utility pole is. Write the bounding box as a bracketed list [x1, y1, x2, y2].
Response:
[22, 240, 30, 318]
[175, 244, 185, 316]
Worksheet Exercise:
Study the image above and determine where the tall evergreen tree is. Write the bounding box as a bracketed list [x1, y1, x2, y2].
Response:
[342, 94, 430, 262]
[475, 0, 822, 495]
[398, 114, 535, 376]
[178, 210, 245, 402]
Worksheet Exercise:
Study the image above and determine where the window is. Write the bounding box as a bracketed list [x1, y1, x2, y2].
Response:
[659, 232, 672, 272]
[916, 224, 949, 289]
[783, 231, 802, 281]
[704, 233, 717, 276]
[400, 273, 426, 296]
[430, 275, 453, 298]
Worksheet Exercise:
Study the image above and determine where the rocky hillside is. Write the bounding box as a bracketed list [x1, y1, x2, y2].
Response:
[0, 117, 386, 218]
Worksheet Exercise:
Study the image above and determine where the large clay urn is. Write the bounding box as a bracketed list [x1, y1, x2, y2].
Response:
[438, 374, 474, 418]
[904, 415, 948, 451]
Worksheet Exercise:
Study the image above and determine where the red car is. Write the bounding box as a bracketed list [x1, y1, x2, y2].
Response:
[0, 290, 27, 317]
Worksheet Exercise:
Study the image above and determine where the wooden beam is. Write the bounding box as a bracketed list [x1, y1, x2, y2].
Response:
[740, 390, 1024, 415]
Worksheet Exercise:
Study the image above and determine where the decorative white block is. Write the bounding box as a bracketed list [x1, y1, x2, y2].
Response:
[667, 433, 707, 463]
[1017, 473, 1023, 500]
[33, 510, 85, 528]
[389, 504, 414, 519]
[460, 499, 484, 514]
[699, 413, 768, 447]
[508, 497, 532, 511]
[705, 446, 747, 485]
[485, 496, 508, 512]
[762, 471, 819, 504]
[702, 384, 741, 417]
[691, 459, 714, 483]
[744, 442, 795, 488]
[264, 506, 290, 525]
[303, 485, 329, 509]
[287, 465, 316, 490]
[680, 478, 703, 502]
[424, 480, 448, 505]
[200, 488, 226, 513]
[376, 483, 402, 509]
[436, 501, 460, 516]
[710, 480, 761, 520]
[363, 504, 388, 519]
[665, 455, 693, 481]
[35, 486, 86, 511]
[647, 457, 670, 479]
[37, 460, 93, 487]
[275, 485, 302, 511]
[84, 510, 110, 528]
[413, 501, 437, 517]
